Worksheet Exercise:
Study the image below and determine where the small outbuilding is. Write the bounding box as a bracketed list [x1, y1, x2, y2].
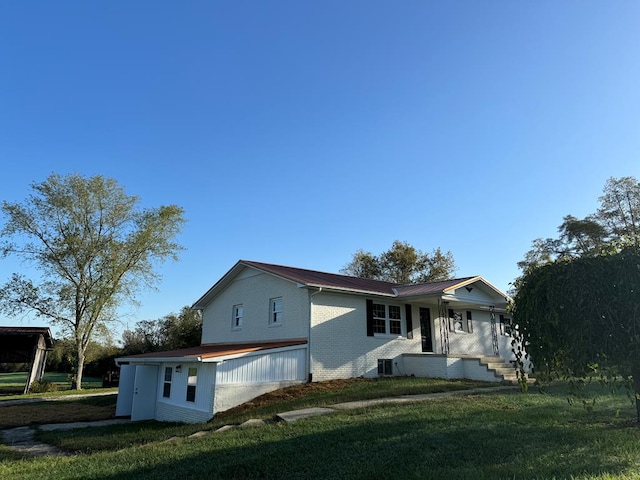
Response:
[0, 326, 54, 393]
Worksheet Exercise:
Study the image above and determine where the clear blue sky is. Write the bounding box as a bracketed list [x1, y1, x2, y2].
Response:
[1, 1, 639, 340]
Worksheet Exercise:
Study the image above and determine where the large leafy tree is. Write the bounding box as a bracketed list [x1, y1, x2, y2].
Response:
[519, 176, 640, 272]
[341, 240, 456, 283]
[597, 176, 640, 247]
[0, 173, 185, 389]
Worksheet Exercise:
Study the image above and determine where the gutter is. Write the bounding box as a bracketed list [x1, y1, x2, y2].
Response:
[308, 287, 323, 383]
[115, 356, 204, 366]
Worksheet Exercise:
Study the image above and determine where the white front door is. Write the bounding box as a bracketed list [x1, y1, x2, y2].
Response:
[131, 365, 159, 421]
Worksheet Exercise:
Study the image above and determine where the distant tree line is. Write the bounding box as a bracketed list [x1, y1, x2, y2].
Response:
[43, 306, 202, 380]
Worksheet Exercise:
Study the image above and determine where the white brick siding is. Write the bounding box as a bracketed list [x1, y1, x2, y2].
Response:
[310, 296, 517, 381]
[310, 292, 423, 381]
[156, 401, 213, 424]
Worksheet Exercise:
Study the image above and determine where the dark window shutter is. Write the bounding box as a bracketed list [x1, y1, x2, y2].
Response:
[366, 299, 374, 336]
[466, 311, 473, 333]
[448, 309, 455, 332]
[405, 304, 413, 339]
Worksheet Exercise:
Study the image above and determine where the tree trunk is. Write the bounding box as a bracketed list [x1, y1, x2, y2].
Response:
[73, 348, 85, 390]
[631, 366, 640, 424]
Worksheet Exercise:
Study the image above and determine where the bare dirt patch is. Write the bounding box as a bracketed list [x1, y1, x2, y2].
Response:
[218, 378, 371, 416]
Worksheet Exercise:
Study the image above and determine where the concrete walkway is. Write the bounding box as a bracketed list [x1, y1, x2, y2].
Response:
[0, 385, 518, 457]
[1, 419, 129, 457]
[276, 385, 518, 422]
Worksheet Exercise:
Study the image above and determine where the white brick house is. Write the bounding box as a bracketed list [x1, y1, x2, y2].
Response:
[116, 260, 519, 423]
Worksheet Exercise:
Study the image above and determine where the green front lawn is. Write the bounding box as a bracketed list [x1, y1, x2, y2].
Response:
[1, 381, 637, 479]
[0, 371, 103, 396]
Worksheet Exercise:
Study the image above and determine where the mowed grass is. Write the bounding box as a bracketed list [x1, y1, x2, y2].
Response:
[1, 381, 639, 479]
[0, 372, 104, 396]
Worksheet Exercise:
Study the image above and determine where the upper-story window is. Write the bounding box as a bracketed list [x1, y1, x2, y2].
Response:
[372, 303, 403, 336]
[232, 304, 243, 330]
[269, 297, 283, 326]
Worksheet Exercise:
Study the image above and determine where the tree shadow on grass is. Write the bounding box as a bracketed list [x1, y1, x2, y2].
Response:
[32, 399, 640, 480]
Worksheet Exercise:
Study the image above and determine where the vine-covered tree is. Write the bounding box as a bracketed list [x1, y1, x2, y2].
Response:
[0, 173, 185, 389]
[512, 248, 640, 418]
[513, 176, 640, 419]
[341, 240, 456, 283]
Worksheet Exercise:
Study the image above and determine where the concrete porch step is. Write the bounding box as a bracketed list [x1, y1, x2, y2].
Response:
[474, 356, 518, 382]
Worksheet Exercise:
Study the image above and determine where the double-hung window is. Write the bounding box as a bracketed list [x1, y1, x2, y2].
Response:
[389, 305, 402, 335]
[372, 303, 403, 336]
[163, 367, 172, 398]
[232, 304, 243, 330]
[449, 309, 473, 333]
[499, 315, 512, 336]
[372, 303, 387, 334]
[269, 298, 283, 326]
[186, 367, 197, 402]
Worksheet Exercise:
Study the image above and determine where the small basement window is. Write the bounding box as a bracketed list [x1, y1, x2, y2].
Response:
[377, 359, 393, 376]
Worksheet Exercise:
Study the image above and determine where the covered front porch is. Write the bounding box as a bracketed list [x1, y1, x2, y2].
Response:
[398, 277, 520, 380]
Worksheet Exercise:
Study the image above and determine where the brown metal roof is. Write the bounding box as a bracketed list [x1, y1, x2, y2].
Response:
[241, 261, 398, 295]
[0, 326, 54, 349]
[117, 338, 308, 362]
[193, 260, 506, 309]
[394, 277, 479, 297]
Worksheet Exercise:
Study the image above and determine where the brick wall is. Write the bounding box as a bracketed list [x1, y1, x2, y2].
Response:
[310, 292, 423, 381]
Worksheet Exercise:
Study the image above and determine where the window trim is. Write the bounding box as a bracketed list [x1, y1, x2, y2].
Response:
[371, 302, 404, 337]
[232, 304, 243, 330]
[162, 366, 172, 398]
[377, 358, 393, 376]
[449, 309, 473, 334]
[186, 367, 197, 403]
[269, 297, 283, 327]
[499, 315, 512, 336]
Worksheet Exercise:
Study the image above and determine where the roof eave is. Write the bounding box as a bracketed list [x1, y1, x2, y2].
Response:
[303, 283, 396, 297]
[115, 355, 204, 365]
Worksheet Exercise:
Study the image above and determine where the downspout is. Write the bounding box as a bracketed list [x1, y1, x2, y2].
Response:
[308, 287, 323, 383]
